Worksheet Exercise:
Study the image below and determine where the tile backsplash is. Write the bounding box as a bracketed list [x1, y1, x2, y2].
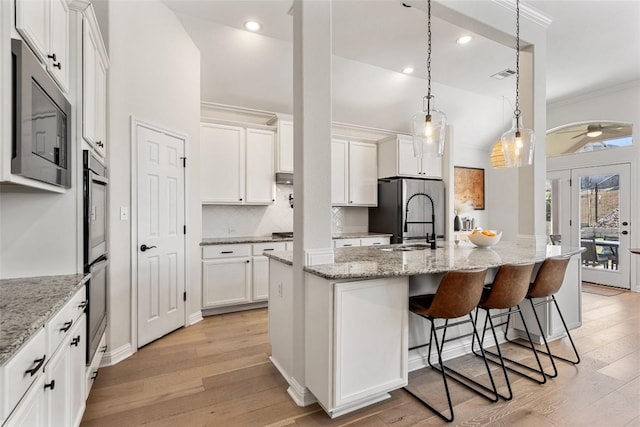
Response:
[202, 185, 368, 237]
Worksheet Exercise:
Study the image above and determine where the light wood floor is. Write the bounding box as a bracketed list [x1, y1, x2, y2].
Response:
[82, 287, 640, 426]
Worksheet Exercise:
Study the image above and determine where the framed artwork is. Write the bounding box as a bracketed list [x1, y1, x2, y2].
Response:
[454, 166, 485, 210]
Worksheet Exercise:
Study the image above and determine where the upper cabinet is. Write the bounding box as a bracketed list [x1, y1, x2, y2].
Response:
[331, 138, 378, 207]
[378, 134, 442, 179]
[200, 122, 275, 205]
[82, 7, 109, 158]
[271, 118, 294, 173]
[15, 0, 70, 93]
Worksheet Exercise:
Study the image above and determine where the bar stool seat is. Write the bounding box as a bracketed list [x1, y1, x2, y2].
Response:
[471, 263, 548, 400]
[405, 268, 498, 423]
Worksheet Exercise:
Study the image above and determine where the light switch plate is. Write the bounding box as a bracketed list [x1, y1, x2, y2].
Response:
[120, 207, 129, 221]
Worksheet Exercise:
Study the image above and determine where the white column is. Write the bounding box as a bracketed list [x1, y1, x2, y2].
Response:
[290, 0, 334, 405]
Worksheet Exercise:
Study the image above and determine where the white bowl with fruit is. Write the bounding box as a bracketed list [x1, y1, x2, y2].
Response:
[468, 229, 502, 248]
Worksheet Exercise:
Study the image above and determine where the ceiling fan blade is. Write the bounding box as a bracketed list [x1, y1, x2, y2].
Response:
[571, 131, 588, 139]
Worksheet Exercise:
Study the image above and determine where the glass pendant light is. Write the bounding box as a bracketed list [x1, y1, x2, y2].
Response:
[411, 0, 446, 158]
[501, 0, 534, 167]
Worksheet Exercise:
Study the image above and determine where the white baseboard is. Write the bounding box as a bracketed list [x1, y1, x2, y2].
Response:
[101, 343, 133, 367]
[287, 377, 318, 407]
[188, 311, 203, 325]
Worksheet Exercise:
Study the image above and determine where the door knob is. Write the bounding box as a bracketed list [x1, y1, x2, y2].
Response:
[622, 221, 629, 226]
[140, 244, 157, 252]
[621, 231, 629, 235]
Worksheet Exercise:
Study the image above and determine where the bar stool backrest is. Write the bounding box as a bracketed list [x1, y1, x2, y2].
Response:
[480, 263, 535, 309]
[528, 257, 570, 298]
[426, 268, 488, 319]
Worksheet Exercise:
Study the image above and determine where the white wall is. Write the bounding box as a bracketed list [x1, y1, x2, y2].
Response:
[547, 81, 640, 291]
[107, 0, 201, 357]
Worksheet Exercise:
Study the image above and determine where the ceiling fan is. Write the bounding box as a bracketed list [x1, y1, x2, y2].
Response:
[566, 124, 626, 139]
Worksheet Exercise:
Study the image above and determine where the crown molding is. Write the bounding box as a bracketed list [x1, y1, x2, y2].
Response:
[548, 79, 640, 109]
[492, 0, 553, 28]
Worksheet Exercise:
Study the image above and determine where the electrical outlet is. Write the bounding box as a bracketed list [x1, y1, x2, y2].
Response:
[120, 207, 129, 221]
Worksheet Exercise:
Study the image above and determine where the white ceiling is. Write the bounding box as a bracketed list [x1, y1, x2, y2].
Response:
[163, 0, 640, 144]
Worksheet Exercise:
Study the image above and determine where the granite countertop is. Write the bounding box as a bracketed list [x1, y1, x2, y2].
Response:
[200, 232, 392, 246]
[0, 274, 89, 366]
[264, 241, 585, 280]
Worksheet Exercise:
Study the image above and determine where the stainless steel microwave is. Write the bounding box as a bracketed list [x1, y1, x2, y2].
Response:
[11, 39, 71, 188]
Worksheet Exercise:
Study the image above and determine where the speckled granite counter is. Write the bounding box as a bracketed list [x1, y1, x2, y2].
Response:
[200, 232, 392, 246]
[264, 241, 585, 280]
[0, 274, 89, 365]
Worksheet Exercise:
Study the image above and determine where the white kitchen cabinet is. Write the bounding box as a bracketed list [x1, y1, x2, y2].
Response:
[305, 275, 408, 417]
[275, 119, 294, 173]
[82, 7, 109, 157]
[334, 236, 390, 248]
[2, 287, 86, 427]
[85, 331, 105, 398]
[378, 134, 442, 179]
[200, 123, 275, 205]
[268, 260, 294, 380]
[334, 238, 360, 248]
[202, 242, 285, 310]
[15, 0, 70, 93]
[331, 139, 378, 207]
[360, 236, 390, 246]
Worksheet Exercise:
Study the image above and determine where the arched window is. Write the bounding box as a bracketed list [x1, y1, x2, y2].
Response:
[546, 121, 633, 156]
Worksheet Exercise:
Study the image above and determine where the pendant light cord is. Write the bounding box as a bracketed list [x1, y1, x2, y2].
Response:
[514, 0, 521, 128]
[426, 0, 432, 113]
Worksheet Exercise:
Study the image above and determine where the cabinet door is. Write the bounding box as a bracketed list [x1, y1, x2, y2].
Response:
[334, 238, 360, 248]
[252, 256, 269, 301]
[82, 21, 98, 146]
[420, 156, 442, 179]
[5, 375, 47, 427]
[245, 129, 275, 204]
[200, 123, 245, 204]
[333, 278, 408, 407]
[69, 316, 86, 427]
[360, 237, 389, 247]
[49, 0, 70, 93]
[331, 139, 349, 206]
[202, 258, 251, 307]
[15, 0, 49, 62]
[94, 56, 107, 156]
[44, 341, 70, 427]
[277, 120, 294, 173]
[397, 136, 421, 177]
[349, 142, 378, 206]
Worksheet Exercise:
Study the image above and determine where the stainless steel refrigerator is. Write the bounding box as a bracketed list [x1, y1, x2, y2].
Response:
[369, 178, 445, 244]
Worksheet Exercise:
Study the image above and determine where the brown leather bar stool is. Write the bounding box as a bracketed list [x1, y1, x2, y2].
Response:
[471, 263, 547, 400]
[405, 268, 498, 423]
[502, 257, 581, 379]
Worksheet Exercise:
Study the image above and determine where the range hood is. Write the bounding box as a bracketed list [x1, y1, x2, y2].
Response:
[276, 172, 293, 185]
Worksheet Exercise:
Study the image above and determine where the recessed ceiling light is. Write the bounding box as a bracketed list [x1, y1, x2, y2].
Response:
[402, 66, 414, 74]
[456, 35, 472, 45]
[244, 21, 261, 32]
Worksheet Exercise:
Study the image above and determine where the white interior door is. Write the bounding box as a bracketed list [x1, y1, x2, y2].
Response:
[571, 163, 631, 288]
[136, 123, 186, 347]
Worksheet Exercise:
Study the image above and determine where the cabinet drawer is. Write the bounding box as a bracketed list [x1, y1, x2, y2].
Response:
[47, 287, 87, 356]
[2, 327, 47, 420]
[253, 242, 286, 255]
[334, 238, 361, 248]
[202, 244, 251, 259]
[360, 237, 389, 247]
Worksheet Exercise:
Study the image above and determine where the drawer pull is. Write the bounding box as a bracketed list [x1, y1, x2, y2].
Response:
[91, 371, 99, 380]
[101, 345, 108, 353]
[343, 244, 353, 247]
[25, 355, 46, 376]
[263, 248, 275, 251]
[372, 242, 381, 245]
[71, 336, 81, 347]
[78, 300, 88, 309]
[221, 251, 234, 254]
[44, 380, 56, 390]
[60, 321, 73, 332]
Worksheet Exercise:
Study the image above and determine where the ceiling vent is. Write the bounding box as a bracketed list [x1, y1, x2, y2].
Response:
[490, 69, 516, 80]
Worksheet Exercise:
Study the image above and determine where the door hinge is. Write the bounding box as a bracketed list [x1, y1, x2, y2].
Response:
[183, 292, 186, 302]
[180, 157, 187, 167]
[183, 225, 187, 235]
[570, 219, 572, 226]
[569, 178, 572, 186]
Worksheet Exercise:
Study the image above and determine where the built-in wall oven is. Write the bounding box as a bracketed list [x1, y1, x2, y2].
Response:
[83, 150, 108, 364]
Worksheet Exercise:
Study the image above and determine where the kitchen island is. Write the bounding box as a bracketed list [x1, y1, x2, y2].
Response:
[265, 241, 584, 418]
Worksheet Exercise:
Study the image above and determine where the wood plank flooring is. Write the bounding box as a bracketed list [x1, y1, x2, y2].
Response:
[82, 286, 640, 426]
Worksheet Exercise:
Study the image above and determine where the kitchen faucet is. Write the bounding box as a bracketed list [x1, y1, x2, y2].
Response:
[404, 192, 437, 249]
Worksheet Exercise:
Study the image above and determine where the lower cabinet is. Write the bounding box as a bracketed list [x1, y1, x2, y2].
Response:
[3, 288, 86, 427]
[202, 242, 286, 310]
[305, 275, 408, 417]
